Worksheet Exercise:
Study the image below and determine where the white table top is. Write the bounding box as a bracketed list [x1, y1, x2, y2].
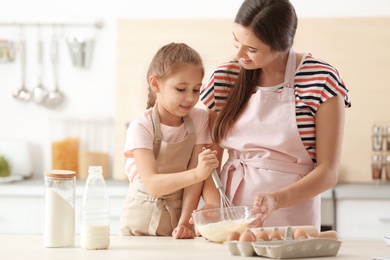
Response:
[0, 235, 389, 260]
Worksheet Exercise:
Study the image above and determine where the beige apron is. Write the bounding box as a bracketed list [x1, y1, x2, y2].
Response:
[220, 50, 321, 230]
[120, 105, 196, 236]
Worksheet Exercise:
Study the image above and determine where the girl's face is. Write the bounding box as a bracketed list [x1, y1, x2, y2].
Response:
[152, 63, 203, 125]
[232, 23, 280, 70]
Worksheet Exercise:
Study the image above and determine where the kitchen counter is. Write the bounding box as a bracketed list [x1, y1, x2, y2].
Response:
[0, 178, 129, 197]
[0, 177, 335, 199]
[2, 178, 390, 199]
[0, 235, 389, 260]
[335, 182, 390, 199]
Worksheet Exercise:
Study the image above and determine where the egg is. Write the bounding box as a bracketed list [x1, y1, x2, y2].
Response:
[255, 230, 270, 241]
[239, 229, 256, 242]
[269, 229, 283, 241]
[317, 230, 338, 239]
[293, 228, 310, 240]
[226, 231, 241, 241]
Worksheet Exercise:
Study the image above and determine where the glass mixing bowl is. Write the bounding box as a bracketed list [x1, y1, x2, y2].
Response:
[192, 206, 255, 243]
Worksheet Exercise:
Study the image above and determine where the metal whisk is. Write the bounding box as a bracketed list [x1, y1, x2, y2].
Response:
[211, 169, 238, 220]
[203, 147, 238, 219]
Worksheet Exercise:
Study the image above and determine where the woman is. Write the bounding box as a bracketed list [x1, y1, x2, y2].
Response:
[200, 0, 351, 230]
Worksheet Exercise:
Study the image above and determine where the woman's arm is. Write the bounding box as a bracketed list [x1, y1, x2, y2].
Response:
[276, 94, 345, 206]
[133, 146, 218, 197]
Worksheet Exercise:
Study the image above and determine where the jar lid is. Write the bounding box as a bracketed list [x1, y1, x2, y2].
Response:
[45, 169, 76, 178]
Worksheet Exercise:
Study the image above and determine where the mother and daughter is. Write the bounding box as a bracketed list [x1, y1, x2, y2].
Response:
[120, 0, 351, 239]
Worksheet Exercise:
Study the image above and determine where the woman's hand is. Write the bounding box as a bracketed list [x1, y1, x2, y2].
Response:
[172, 224, 195, 239]
[248, 193, 278, 228]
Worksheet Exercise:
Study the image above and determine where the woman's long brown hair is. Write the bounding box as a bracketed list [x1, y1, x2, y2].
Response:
[213, 0, 297, 143]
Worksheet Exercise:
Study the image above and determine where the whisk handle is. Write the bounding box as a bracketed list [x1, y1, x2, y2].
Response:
[202, 147, 224, 191]
[211, 170, 223, 190]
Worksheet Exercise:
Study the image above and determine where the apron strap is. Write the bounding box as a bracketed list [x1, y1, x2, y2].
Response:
[221, 156, 315, 202]
[148, 198, 179, 236]
[152, 105, 162, 158]
[284, 49, 296, 88]
[128, 181, 181, 236]
[151, 104, 195, 157]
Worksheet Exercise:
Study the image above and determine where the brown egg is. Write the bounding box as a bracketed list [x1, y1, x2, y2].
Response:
[293, 228, 310, 240]
[269, 230, 283, 241]
[255, 230, 270, 241]
[239, 229, 256, 242]
[226, 231, 241, 241]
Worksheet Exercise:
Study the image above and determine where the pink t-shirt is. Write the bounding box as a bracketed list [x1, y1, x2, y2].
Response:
[123, 107, 212, 180]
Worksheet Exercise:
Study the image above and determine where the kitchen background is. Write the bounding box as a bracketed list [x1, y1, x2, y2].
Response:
[1, 0, 390, 183]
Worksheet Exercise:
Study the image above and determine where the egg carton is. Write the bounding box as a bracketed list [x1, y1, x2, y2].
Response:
[223, 226, 341, 259]
[224, 238, 341, 258]
[384, 235, 390, 246]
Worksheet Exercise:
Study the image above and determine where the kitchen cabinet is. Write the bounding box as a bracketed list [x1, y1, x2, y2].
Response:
[0, 179, 128, 235]
[0, 196, 44, 234]
[335, 183, 390, 239]
[2, 180, 390, 239]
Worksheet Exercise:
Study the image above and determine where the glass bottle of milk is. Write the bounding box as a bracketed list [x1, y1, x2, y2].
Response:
[44, 170, 76, 247]
[80, 166, 110, 250]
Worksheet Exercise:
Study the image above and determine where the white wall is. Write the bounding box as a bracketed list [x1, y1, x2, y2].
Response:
[1, 0, 389, 178]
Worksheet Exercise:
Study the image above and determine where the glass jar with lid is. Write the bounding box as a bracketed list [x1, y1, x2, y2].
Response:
[50, 116, 113, 180]
[44, 170, 76, 247]
[385, 154, 390, 181]
[371, 154, 383, 180]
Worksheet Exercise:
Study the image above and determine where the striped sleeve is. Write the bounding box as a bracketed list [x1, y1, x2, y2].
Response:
[200, 61, 240, 112]
[294, 55, 351, 163]
[295, 56, 351, 114]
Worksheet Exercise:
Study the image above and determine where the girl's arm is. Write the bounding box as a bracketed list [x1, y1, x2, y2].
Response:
[173, 145, 204, 239]
[250, 95, 345, 226]
[133, 145, 218, 198]
[200, 109, 224, 208]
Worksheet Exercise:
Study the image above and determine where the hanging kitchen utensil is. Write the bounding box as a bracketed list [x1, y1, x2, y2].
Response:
[12, 28, 31, 102]
[82, 37, 94, 68]
[44, 31, 65, 109]
[66, 36, 82, 67]
[32, 28, 48, 105]
[0, 40, 17, 63]
[66, 35, 94, 68]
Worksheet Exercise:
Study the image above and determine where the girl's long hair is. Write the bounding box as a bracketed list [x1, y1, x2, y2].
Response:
[146, 43, 204, 109]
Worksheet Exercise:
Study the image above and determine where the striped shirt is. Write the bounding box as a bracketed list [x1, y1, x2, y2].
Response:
[200, 54, 351, 163]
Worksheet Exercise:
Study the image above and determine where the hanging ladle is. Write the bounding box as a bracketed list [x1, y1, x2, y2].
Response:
[12, 31, 31, 102]
[44, 33, 65, 108]
[32, 30, 49, 105]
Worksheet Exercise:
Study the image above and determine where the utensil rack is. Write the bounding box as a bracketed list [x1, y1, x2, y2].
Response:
[0, 19, 104, 29]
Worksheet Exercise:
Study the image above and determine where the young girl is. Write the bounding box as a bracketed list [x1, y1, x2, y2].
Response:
[120, 42, 219, 239]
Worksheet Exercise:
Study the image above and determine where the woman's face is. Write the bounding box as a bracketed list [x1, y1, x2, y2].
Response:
[232, 23, 280, 70]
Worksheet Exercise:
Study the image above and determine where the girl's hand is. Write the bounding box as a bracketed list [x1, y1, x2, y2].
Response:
[196, 149, 219, 181]
[189, 204, 219, 236]
[172, 224, 195, 239]
[248, 193, 278, 228]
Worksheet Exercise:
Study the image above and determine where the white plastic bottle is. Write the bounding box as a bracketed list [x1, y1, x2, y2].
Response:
[80, 166, 110, 250]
